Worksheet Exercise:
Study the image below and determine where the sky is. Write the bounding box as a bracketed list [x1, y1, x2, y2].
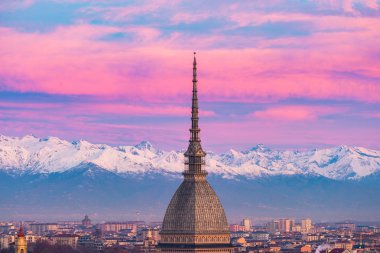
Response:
[0, 0, 379, 152]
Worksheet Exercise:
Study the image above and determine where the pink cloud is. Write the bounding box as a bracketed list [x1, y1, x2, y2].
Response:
[0, 0, 35, 11]
[80, 0, 181, 22]
[171, 13, 211, 24]
[200, 119, 380, 152]
[0, 101, 215, 117]
[0, 10, 380, 104]
[364, 112, 380, 118]
[0, 101, 61, 109]
[364, 0, 379, 9]
[83, 103, 215, 117]
[251, 106, 344, 121]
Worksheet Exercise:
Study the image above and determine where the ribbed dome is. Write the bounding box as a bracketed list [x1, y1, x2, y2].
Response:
[161, 177, 229, 235]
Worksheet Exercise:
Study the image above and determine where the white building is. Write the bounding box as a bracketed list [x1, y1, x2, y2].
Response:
[30, 223, 58, 235]
[301, 218, 312, 232]
[242, 218, 251, 232]
[251, 231, 270, 241]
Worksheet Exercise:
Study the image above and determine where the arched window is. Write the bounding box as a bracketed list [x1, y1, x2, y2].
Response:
[20, 249, 24, 253]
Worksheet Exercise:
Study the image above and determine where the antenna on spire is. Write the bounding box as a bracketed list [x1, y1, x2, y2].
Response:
[191, 52, 199, 141]
[193, 52, 197, 76]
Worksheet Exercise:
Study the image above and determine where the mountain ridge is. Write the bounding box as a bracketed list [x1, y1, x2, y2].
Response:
[0, 134, 379, 180]
[1, 164, 379, 221]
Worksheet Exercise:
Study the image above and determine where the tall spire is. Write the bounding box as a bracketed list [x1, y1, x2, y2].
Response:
[184, 52, 206, 175]
[191, 52, 199, 141]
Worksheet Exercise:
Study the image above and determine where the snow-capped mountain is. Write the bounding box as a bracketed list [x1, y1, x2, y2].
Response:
[0, 135, 379, 180]
[1, 134, 379, 221]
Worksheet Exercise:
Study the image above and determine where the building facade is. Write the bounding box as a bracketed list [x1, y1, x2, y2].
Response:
[15, 226, 27, 253]
[101, 222, 136, 233]
[50, 234, 80, 249]
[279, 219, 294, 233]
[242, 219, 251, 232]
[301, 219, 312, 232]
[251, 231, 270, 241]
[82, 215, 92, 227]
[159, 54, 232, 253]
[30, 223, 58, 235]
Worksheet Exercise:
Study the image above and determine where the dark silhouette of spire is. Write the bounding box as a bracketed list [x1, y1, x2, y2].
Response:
[184, 52, 206, 175]
[191, 52, 199, 141]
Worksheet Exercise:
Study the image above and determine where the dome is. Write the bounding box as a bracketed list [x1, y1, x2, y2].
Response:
[236, 237, 247, 244]
[161, 177, 229, 235]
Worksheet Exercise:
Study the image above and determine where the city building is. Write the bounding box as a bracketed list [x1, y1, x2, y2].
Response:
[158, 53, 232, 253]
[79, 235, 104, 252]
[242, 218, 252, 232]
[301, 233, 320, 242]
[334, 240, 355, 250]
[279, 219, 294, 233]
[0, 223, 15, 234]
[329, 249, 351, 253]
[101, 222, 137, 233]
[268, 220, 280, 234]
[49, 234, 80, 249]
[292, 224, 302, 232]
[24, 234, 42, 244]
[151, 228, 160, 241]
[300, 245, 312, 253]
[30, 223, 58, 235]
[229, 224, 246, 232]
[15, 226, 27, 253]
[336, 223, 356, 231]
[251, 231, 270, 241]
[0, 235, 14, 250]
[82, 215, 92, 227]
[301, 219, 313, 233]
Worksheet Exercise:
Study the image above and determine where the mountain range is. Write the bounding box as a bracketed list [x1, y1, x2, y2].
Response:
[0, 135, 379, 222]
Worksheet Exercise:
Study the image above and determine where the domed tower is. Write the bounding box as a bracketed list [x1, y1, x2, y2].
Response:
[159, 54, 232, 253]
[15, 225, 27, 253]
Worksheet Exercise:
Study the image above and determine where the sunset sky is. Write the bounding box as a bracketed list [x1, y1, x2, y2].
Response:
[0, 0, 379, 152]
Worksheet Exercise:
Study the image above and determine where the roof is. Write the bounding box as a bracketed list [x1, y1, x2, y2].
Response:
[353, 244, 365, 249]
[161, 178, 229, 235]
[330, 249, 346, 253]
[51, 234, 80, 238]
[18, 226, 24, 237]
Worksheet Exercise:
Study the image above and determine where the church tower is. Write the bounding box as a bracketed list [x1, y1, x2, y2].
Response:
[159, 53, 233, 253]
[15, 225, 27, 253]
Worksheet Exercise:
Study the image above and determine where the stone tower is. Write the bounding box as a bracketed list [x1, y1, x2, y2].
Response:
[159, 53, 233, 253]
[15, 225, 27, 253]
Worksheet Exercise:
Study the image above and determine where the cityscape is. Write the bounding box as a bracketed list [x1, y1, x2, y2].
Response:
[1, 1, 380, 253]
[1, 52, 379, 253]
[1, 216, 379, 253]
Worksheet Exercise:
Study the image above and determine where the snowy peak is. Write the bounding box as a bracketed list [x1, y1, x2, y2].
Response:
[134, 141, 154, 151]
[248, 144, 271, 153]
[307, 145, 380, 179]
[0, 135, 379, 180]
